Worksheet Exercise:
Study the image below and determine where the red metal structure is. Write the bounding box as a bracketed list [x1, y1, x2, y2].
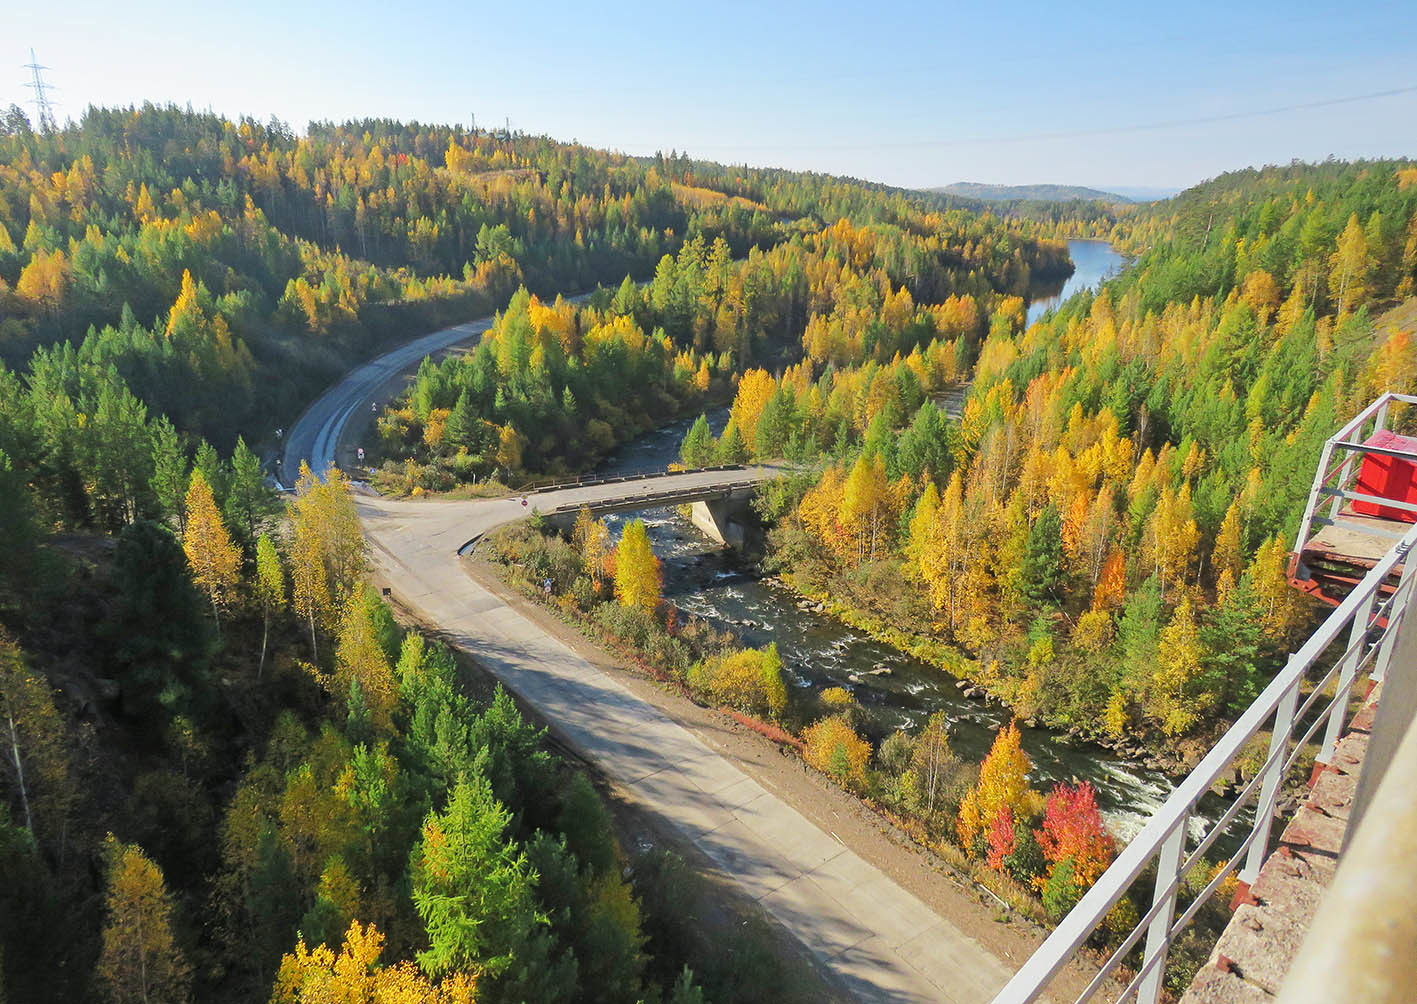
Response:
[1289, 392, 1417, 608]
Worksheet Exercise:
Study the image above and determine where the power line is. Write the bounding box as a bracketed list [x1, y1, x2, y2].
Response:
[22, 47, 57, 133]
[610, 82, 1417, 155]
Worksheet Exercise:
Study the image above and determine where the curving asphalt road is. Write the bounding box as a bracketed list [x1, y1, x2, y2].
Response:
[282, 317, 490, 482]
[282, 315, 1016, 1003]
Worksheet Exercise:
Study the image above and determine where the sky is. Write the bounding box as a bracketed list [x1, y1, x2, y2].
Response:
[4, 0, 1416, 195]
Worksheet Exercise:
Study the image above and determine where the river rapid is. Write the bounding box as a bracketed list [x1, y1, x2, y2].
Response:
[592, 241, 1211, 842]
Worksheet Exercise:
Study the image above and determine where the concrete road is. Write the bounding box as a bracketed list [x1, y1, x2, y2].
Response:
[283, 319, 1015, 1003]
[358, 493, 1012, 1003]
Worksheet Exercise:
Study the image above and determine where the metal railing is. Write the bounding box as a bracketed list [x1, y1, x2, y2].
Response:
[1293, 392, 1417, 556]
[993, 519, 1417, 1004]
[518, 464, 749, 496]
[544, 478, 765, 516]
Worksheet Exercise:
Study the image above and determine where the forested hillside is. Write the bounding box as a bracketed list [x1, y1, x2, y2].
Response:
[4, 95, 1415, 1002]
[708, 159, 1416, 749]
[0, 104, 1077, 1003]
[382, 213, 1068, 484]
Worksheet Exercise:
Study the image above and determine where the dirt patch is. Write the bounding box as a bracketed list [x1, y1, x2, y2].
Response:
[451, 552, 1112, 1001]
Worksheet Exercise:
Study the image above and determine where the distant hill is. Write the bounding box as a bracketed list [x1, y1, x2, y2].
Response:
[932, 182, 1134, 203]
[1103, 185, 1179, 202]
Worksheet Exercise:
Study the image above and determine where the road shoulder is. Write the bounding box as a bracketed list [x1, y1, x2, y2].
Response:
[458, 550, 1101, 995]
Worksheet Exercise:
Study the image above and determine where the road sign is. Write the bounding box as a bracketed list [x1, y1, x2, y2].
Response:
[357, 447, 365, 463]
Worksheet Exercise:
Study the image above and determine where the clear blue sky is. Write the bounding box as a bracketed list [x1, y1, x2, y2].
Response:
[4, 0, 1416, 193]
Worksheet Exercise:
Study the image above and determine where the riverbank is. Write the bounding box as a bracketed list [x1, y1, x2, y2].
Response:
[771, 568, 1195, 777]
[458, 538, 1119, 1001]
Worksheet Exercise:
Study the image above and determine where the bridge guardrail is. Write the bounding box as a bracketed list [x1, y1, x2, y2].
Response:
[544, 478, 763, 516]
[514, 464, 749, 496]
[993, 520, 1417, 1004]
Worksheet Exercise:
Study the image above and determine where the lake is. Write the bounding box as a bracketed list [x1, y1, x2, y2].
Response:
[1026, 239, 1125, 325]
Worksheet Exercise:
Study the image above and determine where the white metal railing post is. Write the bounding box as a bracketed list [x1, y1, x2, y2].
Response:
[1329, 430, 1358, 521]
[1316, 588, 1378, 765]
[1372, 547, 1417, 684]
[1137, 814, 1189, 1004]
[1294, 438, 1337, 555]
[1241, 677, 1300, 885]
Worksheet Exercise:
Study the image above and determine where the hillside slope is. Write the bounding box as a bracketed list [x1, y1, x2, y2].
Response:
[933, 181, 1133, 203]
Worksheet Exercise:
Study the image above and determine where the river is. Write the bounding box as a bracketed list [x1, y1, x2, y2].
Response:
[1027, 239, 1124, 326]
[593, 416, 1213, 843]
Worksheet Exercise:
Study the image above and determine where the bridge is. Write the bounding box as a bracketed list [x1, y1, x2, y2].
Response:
[529, 465, 778, 549]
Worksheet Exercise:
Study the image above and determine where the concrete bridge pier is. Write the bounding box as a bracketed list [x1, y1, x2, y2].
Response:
[690, 497, 753, 549]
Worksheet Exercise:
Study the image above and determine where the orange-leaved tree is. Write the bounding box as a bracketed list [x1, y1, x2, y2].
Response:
[957, 720, 1035, 852]
[272, 919, 477, 1004]
[1034, 781, 1115, 893]
[802, 715, 873, 794]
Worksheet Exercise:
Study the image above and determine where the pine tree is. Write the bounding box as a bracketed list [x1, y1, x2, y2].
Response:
[193, 441, 226, 512]
[1019, 503, 1066, 608]
[679, 414, 714, 469]
[254, 534, 285, 679]
[894, 403, 955, 486]
[412, 774, 542, 980]
[1202, 576, 1265, 713]
[148, 417, 188, 533]
[715, 421, 748, 464]
[443, 391, 476, 451]
[96, 836, 191, 1004]
[613, 519, 661, 615]
[224, 436, 270, 547]
[182, 469, 241, 628]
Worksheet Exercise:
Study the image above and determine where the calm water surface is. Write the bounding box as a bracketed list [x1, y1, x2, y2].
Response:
[1027, 240, 1125, 326]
